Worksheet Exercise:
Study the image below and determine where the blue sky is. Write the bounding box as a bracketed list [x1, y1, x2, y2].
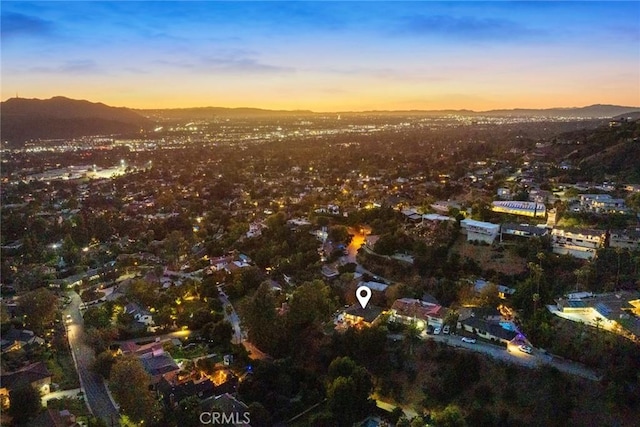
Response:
[2, 1, 639, 110]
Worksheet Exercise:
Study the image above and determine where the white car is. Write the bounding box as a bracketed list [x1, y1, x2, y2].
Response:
[434, 327, 441, 335]
[443, 325, 450, 334]
[519, 345, 533, 354]
[461, 337, 476, 344]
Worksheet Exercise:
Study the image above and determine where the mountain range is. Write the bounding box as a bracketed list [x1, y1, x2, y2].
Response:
[1, 96, 639, 145]
[1, 96, 150, 145]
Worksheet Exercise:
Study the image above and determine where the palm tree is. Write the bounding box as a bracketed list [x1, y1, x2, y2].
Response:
[406, 321, 421, 356]
[528, 262, 543, 312]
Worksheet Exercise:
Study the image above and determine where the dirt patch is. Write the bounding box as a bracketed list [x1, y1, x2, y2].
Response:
[450, 236, 527, 276]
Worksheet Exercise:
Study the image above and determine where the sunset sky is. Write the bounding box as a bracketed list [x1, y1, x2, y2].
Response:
[2, 1, 639, 111]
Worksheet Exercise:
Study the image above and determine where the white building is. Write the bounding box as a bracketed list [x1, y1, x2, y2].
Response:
[551, 227, 606, 259]
[460, 219, 500, 244]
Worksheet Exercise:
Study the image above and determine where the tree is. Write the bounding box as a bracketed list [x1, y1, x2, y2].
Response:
[92, 350, 116, 379]
[244, 283, 280, 352]
[326, 357, 374, 426]
[201, 320, 233, 347]
[247, 401, 272, 426]
[175, 396, 201, 427]
[109, 356, 161, 424]
[286, 280, 334, 331]
[83, 306, 111, 329]
[433, 404, 467, 427]
[406, 321, 421, 356]
[8, 384, 41, 424]
[19, 287, 58, 333]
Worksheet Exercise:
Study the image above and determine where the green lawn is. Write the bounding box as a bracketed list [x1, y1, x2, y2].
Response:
[47, 353, 80, 390]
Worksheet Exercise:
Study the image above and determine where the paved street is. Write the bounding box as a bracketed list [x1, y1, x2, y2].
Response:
[65, 292, 120, 425]
[423, 333, 600, 381]
[217, 285, 271, 360]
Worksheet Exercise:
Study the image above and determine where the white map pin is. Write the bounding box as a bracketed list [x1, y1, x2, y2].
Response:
[356, 285, 372, 309]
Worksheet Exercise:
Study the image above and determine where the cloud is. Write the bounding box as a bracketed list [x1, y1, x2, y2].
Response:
[156, 53, 294, 75]
[30, 60, 102, 75]
[394, 14, 543, 41]
[1, 12, 53, 39]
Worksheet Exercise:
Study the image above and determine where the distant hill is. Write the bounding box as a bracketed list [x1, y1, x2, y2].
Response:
[1, 96, 151, 145]
[350, 104, 640, 118]
[141, 104, 640, 120]
[482, 104, 640, 118]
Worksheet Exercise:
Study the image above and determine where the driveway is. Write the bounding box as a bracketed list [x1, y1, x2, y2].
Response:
[65, 292, 120, 425]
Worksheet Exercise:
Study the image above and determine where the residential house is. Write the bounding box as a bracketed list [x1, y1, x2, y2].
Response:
[579, 194, 630, 214]
[548, 291, 640, 338]
[551, 227, 606, 259]
[457, 314, 523, 346]
[422, 213, 455, 223]
[0, 362, 52, 409]
[496, 187, 512, 200]
[321, 265, 340, 280]
[472, 279, 515, 300]
[157, 376, 217, 409]
[389, 298, 448, 331]
[200, 393, 251, 427]
[339, 304, 384, 329]
[609, 229, 640, 250]
[139, 347, 180, 385]
[246, 221, 266, 239]
[500, 223, 548, 240]
[124, 302, 155, 326]
[28, 408, 80, 427]
[358, 280, 388, 294]
[0, 329, 44, 353]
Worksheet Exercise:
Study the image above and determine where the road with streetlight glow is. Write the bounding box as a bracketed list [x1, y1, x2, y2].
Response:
[65, 291, 120, 425]
[422, 333, 600, 381]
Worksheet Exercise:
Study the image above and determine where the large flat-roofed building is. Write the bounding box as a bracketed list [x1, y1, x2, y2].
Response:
[460, 218, 500, 244]
[491, 201, 546, 218]
[551, 227, 606, 259]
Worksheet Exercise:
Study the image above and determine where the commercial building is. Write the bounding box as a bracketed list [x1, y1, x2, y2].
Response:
[491, 201, 546, 218]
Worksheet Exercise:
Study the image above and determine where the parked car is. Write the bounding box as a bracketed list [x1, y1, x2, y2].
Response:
[443, 325, 450, 334]
[461, 337, 476, 344]
[519, 345, 533, 354]
[434, 327, 441, 335]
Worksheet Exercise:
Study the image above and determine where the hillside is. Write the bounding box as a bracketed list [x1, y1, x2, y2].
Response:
[1, 97, 151, 145]
[545, 119, 640, 183]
